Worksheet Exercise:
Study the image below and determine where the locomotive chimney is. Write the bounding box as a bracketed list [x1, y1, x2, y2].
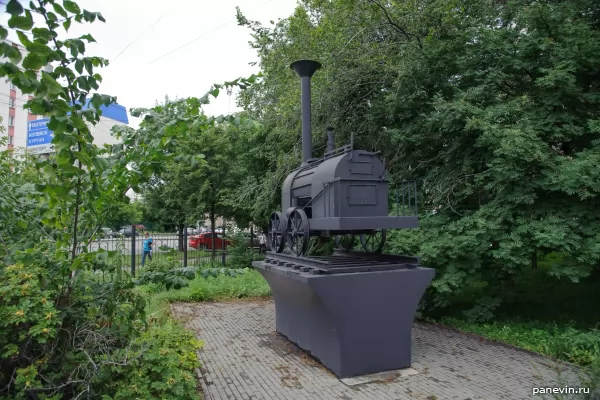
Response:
[326, 126, 334, 153]
[290, 60, 321, 163]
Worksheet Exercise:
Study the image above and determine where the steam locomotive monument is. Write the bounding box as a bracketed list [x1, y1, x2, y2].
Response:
[252, 60, 435, 379]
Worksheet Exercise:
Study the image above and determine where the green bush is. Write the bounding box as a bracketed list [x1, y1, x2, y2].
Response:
[0, 263, 62, 395]
[96, 322, 202, 400]
[551, 329, 600, 366]
[139, 258, 182, 292]
[144, 258, 180, 274]
[0, 255, 150, 399]
[0, 254, 200, 399]
[228, 232, 256, 269]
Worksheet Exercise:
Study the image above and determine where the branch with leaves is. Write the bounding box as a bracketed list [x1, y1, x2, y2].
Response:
[0, 0, 262, 397]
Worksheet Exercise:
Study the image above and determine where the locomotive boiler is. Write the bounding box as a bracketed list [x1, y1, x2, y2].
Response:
[269, 60, 419, 256]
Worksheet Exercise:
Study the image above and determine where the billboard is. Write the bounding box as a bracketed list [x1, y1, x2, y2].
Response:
[27, 118, 54, 154]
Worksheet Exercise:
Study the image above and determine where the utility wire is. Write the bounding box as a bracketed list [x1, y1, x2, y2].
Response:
[147, 19, 235, 65]
[148, 0, 275, 65]
[111, 6, 175, 62]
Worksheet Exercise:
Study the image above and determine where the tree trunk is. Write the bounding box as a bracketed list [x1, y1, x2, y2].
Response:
[178, 223, 184, 251]
[531, 250, 537, 270]
[210, 209, 216, 259]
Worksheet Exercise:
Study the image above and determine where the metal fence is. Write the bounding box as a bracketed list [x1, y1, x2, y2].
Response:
[88, 226, 239, 276]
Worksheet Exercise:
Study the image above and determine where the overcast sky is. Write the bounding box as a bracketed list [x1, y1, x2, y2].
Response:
[3, 0, 298, 126]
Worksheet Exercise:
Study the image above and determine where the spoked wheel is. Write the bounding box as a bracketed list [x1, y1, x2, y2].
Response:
[335, 234, 356, 251]
[360, 229, 386, 253]
[269, 211, 285, 253]
[286, 208, 310, 257]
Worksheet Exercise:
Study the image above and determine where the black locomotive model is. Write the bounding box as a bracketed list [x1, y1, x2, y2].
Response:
[269, 60, 419, 256]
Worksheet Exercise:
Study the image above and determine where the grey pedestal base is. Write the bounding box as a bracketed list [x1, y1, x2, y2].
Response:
[252, 261, 435, 378]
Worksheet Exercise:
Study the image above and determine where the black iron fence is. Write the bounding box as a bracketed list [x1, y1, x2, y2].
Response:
[88, 226, 257, 276]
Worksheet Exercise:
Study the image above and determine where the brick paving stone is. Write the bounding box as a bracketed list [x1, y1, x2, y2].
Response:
[172, 300, 583, 400]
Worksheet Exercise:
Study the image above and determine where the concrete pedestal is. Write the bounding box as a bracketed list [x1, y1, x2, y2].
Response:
[252, 260, 435, 378]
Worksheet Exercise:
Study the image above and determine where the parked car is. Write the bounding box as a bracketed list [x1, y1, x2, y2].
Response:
[99, 228, 115, 238]
[188, 233, 232, 250]
[174, 228, 198, 235]
[117, 226, 139, 237]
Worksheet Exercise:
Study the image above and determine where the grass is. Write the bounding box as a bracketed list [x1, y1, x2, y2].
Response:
[137, 268, 271, 319]
[430, 257, 600, 373]
[439, 317, 600, 366]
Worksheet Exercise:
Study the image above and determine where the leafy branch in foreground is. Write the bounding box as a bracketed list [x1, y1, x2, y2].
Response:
[0, 0, 261, 398]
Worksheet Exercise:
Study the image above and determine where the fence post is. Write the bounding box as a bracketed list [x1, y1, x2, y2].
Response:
[222, 233, 226, 266]
[183, 225, 188, 268]
[131, 225, 136, 277]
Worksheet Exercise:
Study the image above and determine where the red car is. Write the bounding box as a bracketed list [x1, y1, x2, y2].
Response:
[188, 233, 232, 250]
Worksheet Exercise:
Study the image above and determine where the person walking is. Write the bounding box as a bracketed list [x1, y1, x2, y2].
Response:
[258, 232, 267, 255]
[142, 232, 153, 267]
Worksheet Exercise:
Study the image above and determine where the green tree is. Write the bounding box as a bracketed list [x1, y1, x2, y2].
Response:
[223, 112, 275, 232]
[140, 120, 256, 255]
[236, 0, 600, 320]
[0, 0, 257, 396]
[102, 200, 143, 231]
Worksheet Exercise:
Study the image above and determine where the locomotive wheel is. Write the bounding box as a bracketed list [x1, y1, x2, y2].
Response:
[360, 229, 386, 253]
[286, 208, 310, 257]
[268, 211, 285, 253]
[335, 234, 356, 251]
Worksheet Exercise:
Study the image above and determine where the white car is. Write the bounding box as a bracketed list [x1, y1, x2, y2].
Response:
[100, 228, 115, 238]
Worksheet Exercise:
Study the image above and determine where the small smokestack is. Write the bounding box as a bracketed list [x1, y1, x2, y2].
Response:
[290, 60, 321, 163]
[326, 127, 334, 153]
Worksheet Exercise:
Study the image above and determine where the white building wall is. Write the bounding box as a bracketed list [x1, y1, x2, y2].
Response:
[0, 78, 9, 143]
[12, 93, 28, 148]
[93, 116, 126, 147]
[0, 40, 34, 150]
[1, 40, 128, 153]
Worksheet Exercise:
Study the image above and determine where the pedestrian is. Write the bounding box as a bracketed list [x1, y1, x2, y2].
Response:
[258, 232, 267, 255]
[142, 232, 153, 266]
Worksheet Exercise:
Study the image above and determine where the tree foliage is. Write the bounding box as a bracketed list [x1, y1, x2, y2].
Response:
[137, 104, 269, 232]
[235, 0, 600, 320]
[0, 0, 259, 397]
[103, 200, 143, 231]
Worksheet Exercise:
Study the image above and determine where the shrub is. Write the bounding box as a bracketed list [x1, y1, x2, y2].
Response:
[551, 329, 600, 366]
[144, 258, 180, 274]
[228, 232, 256, 269]
[0, 256, 149, 399]
[0, 263, 62, 394]
[95, 322, 203, 400]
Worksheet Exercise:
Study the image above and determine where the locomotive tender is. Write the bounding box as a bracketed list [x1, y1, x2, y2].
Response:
[269, 60, 419, 256]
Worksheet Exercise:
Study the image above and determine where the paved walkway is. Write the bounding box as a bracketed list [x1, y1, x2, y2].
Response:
[171, 300, 583, 400]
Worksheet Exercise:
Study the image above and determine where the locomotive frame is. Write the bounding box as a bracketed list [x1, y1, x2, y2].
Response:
[268, 60, 419, 257]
